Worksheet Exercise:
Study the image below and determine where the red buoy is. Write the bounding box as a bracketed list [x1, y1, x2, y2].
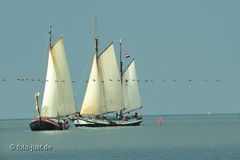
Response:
[157, 117, 163, 125]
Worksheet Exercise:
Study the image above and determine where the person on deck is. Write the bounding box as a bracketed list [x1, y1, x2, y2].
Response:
[135, 112, 138, 118]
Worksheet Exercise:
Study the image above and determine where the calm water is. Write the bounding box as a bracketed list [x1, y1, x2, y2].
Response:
[0, 114, 240, 160]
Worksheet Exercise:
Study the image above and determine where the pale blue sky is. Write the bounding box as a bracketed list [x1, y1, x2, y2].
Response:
[0, 0, 239, 119]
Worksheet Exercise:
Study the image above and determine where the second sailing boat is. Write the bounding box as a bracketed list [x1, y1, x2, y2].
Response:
[73, 42, 125, 127]
[73, 18, 143, 127]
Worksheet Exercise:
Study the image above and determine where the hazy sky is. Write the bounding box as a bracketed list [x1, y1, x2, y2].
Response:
[0, 0, 239, 119]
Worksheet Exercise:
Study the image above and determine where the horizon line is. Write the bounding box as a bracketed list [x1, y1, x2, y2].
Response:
[0, 112, 239, 120]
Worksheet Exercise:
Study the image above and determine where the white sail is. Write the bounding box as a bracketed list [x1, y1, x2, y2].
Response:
[41, 38, 77, 117]
[122, 60, 142, 112]
[98, 43, 124, 113]
[80, 54, 106, 115]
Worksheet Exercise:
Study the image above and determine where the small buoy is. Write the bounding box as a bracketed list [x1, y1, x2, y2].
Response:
[157, 117, 163, 126]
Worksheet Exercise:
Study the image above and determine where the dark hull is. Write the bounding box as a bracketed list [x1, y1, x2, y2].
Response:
[73, 118, 112, 127]
[29, 118, 69, 131]
[74, 117, 143, 127]
[74, 123, 110, 127]
[117, 120, 142, 126]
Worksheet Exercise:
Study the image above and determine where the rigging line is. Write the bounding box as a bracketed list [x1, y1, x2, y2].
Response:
[74, 54, 91, 97]
[41, 39, 50, 86]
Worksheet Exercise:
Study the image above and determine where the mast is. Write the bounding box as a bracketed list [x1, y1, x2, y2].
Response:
[94, 17, 109, 115]
[48, 26, 53, 47]
[94, 16, 98, 55]
[35, 91, 40, 118]
[36, 26, 52, 119]
[119, 39, 123, 82]
[119, 39, 124, 117]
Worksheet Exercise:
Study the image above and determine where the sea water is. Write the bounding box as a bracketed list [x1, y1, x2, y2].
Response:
[0, 114, 240, 160]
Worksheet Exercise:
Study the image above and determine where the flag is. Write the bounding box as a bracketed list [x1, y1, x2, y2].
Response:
[124, 53, 130, 58]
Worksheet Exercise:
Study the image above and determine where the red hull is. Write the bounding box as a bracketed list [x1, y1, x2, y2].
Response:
[29, 118, 70, 131]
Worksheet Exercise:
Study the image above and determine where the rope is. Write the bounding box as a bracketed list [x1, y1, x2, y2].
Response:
[74, 54, 92, 97]
[2, 78, 222, 83]
[41, 41, 50, 86]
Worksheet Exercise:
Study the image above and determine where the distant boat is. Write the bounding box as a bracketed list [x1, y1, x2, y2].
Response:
[73, 17, 143, 127]
[29, 27, 77, 131]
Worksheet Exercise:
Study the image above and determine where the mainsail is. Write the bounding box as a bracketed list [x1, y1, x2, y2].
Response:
[41, 38, 77, 117]
[80, 54, 106, 115]
[98, 43, 124, 113]
[80, 43, 124, 115]
[122, 60, 142, 113]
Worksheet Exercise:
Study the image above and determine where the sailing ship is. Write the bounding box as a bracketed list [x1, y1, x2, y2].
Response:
[73, 43, 124, 127]
[29, 27, 77, 131]
[73, 18, 143, 127]
[112, 57, 143, 126]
